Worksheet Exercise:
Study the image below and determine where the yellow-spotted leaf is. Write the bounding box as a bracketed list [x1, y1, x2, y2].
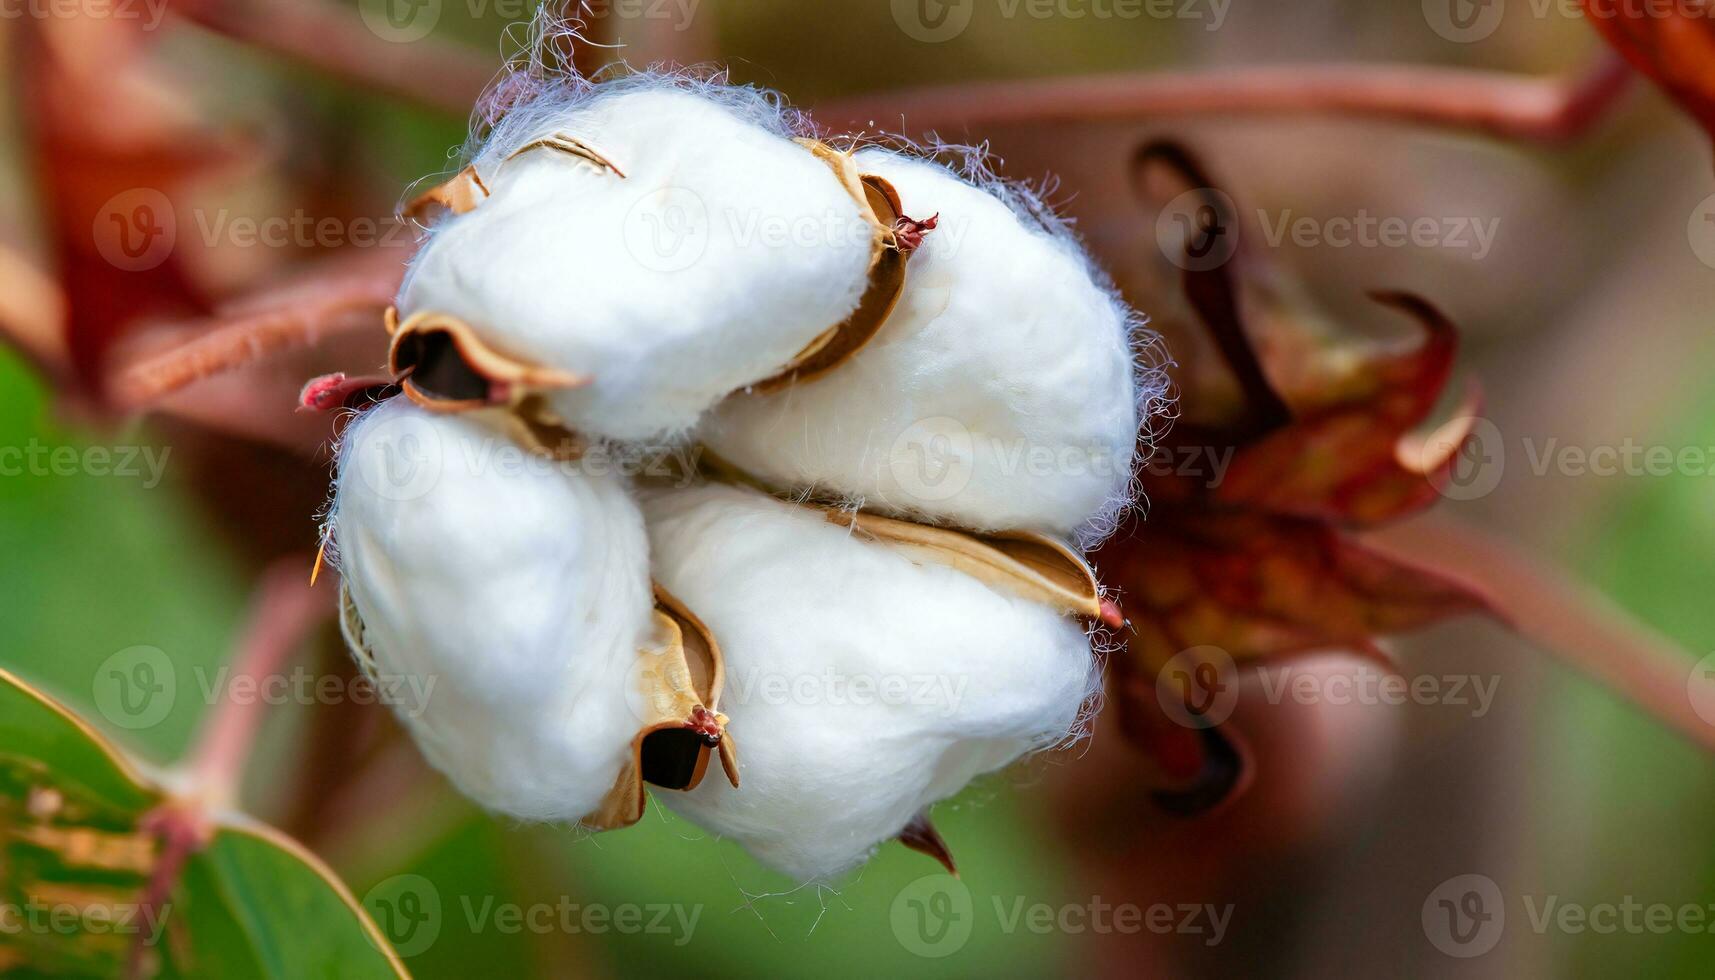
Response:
[0, 668, 407, 978]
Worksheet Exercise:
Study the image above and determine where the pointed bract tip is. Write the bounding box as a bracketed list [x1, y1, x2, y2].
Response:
[898, 811, 957, 876]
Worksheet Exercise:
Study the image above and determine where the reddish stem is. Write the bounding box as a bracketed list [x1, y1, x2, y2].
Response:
[1364, 514, 1715, 753]
[819, 52, 1634, 143]
[188, 556, 334, 809]
[108, 258, 403, 410]
[128, 558, 331, 979]
[181, 0, 495, 116]
[127, 803, 206, 980]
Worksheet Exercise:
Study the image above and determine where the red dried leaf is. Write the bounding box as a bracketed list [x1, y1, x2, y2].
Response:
[1583, 0, 1715, 139]
[1211, 293, 1475, 526]
[1093, 142, 1498, 808]
[16, 15, 252, 394]
[1099, 511, 1493, 676]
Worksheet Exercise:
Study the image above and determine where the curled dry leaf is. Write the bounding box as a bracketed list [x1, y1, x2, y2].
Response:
[1582, 0, 1715, 144]
[16, 12, 250, 394]
[1092, 143, 1498, 812]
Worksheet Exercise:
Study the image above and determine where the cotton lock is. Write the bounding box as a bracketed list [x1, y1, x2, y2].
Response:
[396, 83, 878, 442]
[701, 148, 1147, 546]
[328, 64, 1158, 886]
[333, 398, 654, 824]
[641, 481, 1101, 882]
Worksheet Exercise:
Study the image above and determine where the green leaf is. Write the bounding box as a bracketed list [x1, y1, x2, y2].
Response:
[0, 668, 407, 978]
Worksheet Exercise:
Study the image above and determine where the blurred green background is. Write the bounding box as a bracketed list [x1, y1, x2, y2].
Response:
[6, 0, 1715, 977]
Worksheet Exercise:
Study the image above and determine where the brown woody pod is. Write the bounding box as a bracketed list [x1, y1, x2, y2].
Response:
[587, 585, 740, 830]
[387, 310, 588, 413]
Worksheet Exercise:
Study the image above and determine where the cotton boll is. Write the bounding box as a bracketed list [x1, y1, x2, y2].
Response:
[396, 81, 877, 441]
[700, 147, 1146, 546]
[333, 397, 653, 823]
[641, 481, 1101, 882]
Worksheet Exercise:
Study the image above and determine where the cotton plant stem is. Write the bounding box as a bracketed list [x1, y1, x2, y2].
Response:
[187, 556, 334, 810]
[108, 261, 403, 410]
[129, 557, 330, 980]
[182, 0, 495, 115]
[819, 51, 1635, 142]
[1363, 513, 1715, 753]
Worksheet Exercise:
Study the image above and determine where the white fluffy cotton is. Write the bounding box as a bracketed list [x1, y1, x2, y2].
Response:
[333, 397, 653, 822]
[398, 82, 875, 442]
[338, 43, 1154, 879]
[640, 481, 1101, 882]
[700, 147, 1145, 547]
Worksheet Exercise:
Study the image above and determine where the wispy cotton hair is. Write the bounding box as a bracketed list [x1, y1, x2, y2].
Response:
[457, 7, 811, 168]
[395, 40, 877, 440]
[333, 1, 1171, 884]
[418, 7, 1170, 551]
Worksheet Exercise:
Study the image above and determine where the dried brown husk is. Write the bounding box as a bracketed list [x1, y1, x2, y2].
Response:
[749, 141, 908, 394]
[586, 585, 739, 830]
[387, 309, 588, 412]
[692, 449, 1110, 623]
[820, 508, 1106, 622]
[504, 133, 627, 177]
[505, 395, 587, 461]
[402, 165, 490, 224]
